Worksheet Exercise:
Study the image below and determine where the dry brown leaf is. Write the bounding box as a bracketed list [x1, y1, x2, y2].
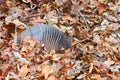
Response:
[47, 75, 58, 80]
[3, 23, 16, 34]
[0, 64, 11, 73]
[62, 14, 76, 23]
[21, 52, 28, 58]
[0, 40, 5, 48]
[18, 65, 28, 77]
[106, 72, 117, 79]
[95, 1, 107, 15]
[2, 65, 12, 77]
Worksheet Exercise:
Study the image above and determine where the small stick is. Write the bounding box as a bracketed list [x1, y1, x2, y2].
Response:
[78, 10, 90, 29]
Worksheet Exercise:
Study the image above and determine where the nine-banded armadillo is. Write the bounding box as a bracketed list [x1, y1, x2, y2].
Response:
[17, 23, 70, 51]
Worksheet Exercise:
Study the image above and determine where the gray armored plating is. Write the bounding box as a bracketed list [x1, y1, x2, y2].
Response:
[17, 23, 70, 51]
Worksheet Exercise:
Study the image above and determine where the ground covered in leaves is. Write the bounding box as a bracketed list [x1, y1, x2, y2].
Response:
[0, 0, 120, 80]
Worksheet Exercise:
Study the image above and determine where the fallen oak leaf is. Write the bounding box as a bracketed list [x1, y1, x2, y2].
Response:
[2, 67, 12, 77]
[95, 1, 107, 15]
[0, 64, 12, 77]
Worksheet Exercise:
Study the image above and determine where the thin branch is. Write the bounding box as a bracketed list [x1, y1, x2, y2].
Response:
[78, 10, 90, 29]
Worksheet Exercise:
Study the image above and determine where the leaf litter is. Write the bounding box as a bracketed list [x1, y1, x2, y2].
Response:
[0, 0, 120, 80]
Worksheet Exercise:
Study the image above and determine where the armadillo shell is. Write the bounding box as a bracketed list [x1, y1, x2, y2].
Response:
[17, 23, 70, 51]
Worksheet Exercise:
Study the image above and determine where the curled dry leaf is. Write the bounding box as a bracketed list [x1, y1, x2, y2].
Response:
[18, 65, 28, 77]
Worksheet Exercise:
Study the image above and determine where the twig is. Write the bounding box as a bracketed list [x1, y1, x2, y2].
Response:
[78, 10, 90, 29]
[14, 26, 17, 44]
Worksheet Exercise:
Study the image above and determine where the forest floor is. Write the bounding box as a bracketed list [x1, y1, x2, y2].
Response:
[0, 0, 120, 80]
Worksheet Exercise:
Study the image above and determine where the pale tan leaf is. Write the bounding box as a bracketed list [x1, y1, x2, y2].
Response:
[18, 65, 28, 77]
[89, 63, 93, 73]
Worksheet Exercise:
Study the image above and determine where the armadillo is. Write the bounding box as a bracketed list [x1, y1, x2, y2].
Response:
[17, 23, 70, 51]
